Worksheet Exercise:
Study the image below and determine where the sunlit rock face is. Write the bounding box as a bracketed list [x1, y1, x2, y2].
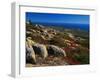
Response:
[47, 45, 66, 57]
[26, 41, 36, 64]
[32, 43, 48, 59]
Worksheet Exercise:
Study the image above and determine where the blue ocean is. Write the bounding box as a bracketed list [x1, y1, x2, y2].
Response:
[31, 22, 89, 31]
[26, 12, 90, 31]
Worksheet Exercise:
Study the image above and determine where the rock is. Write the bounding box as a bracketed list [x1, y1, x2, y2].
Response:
[47, 45, 66, 57]
[32, 29, 36, 33]
[32, 43, 48, 59]
[41, 35, 46, 40]
[26, 41, 36, 64]
[26, 37, 36, 45]
[76, 37, 86, 41]
[26, 31, 32, 34]
[36, 30, 41, 34]
[67, 33, 75, 39]
[26, 31, 33, 37]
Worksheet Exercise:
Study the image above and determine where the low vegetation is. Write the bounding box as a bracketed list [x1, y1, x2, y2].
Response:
[26, 22, 89, 67]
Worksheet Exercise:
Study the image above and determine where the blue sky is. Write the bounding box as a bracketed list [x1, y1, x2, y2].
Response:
[26, 12, 89, 25]
[26, 12, 89, 30]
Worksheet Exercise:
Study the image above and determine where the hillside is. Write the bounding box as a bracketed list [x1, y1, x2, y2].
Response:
[26, 23, 89, 67]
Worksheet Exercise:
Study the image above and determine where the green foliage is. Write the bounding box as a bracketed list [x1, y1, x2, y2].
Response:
[76, 39, 89, 48]
[73, 47, 89, 64]
[49, 36, 67, 47]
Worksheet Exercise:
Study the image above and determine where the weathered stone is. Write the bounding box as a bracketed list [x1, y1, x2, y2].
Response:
[47, 45, 66, 57]
[33, 43, 48, 59]
[26, 41, 36, 64]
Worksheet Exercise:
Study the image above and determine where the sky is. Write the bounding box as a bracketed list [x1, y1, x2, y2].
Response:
[26, 12, 89, 30]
